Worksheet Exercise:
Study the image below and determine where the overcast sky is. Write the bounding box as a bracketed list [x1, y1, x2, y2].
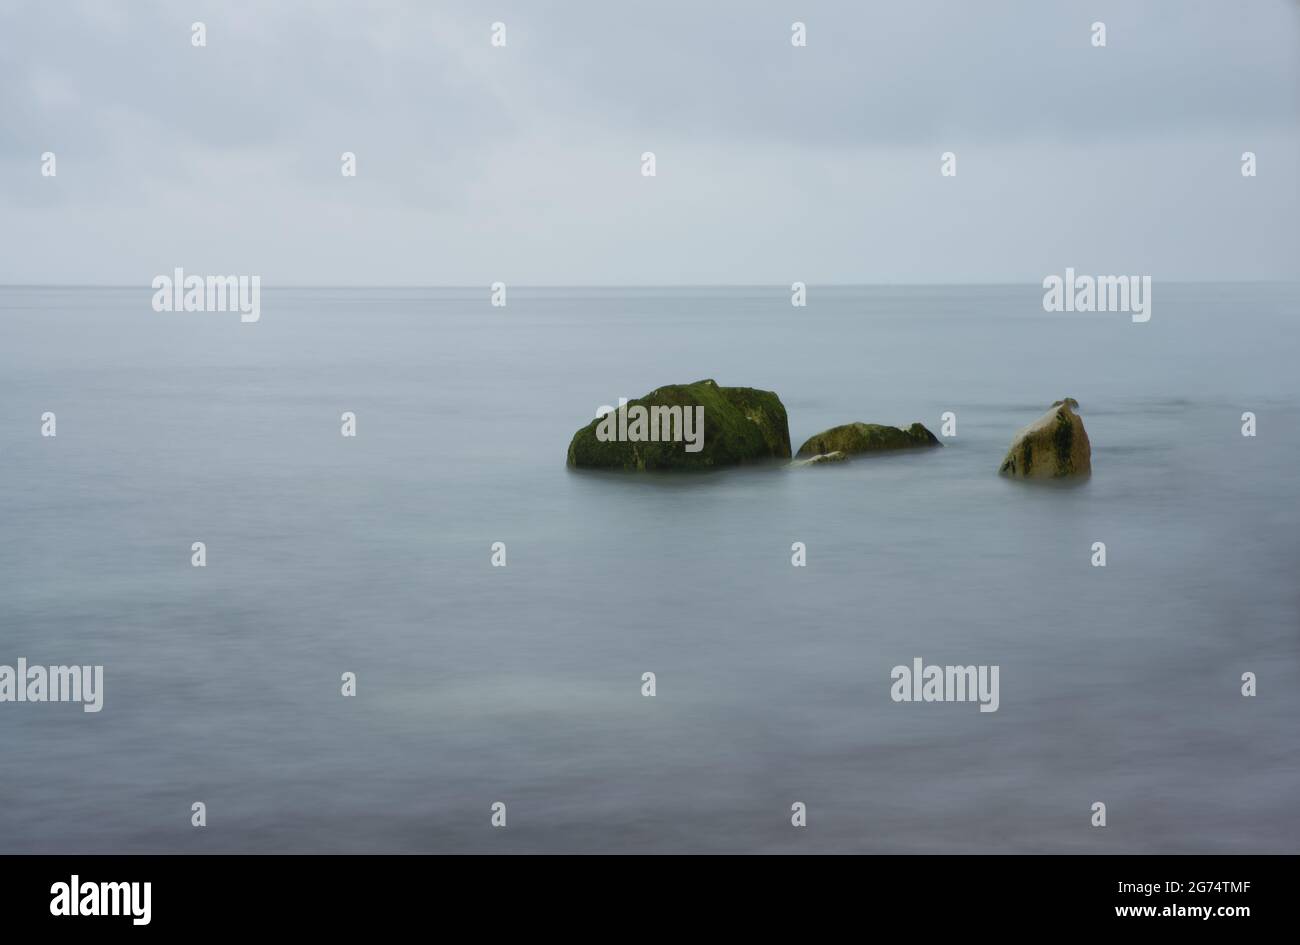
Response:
[1, 0, 1296, 285]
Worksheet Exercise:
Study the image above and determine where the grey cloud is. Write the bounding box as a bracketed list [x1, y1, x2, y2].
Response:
[0, 0, 1296, 284]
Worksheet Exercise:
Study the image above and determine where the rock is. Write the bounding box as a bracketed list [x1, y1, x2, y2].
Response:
[566, 379, 791, 470]
[794, 422, 941, 459]
[792, 450, 848, 467]
[998, 398, 1091, 479]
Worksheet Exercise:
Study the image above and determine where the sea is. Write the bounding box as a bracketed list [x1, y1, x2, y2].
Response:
[1, 282, 1296, 852]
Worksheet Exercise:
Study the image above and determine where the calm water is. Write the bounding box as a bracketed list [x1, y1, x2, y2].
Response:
[1, 283, 1297, 852]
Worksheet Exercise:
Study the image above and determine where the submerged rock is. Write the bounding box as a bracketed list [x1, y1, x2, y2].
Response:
[998, 398, 1091, 479]
[566, 379, 791, 470]
[794, 422, 941, 459]
[791, 450, 848, 467]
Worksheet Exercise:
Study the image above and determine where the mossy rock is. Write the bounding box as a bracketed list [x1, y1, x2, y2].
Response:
[794, 422, 941, 459]
[998, 397, 1091, 479]
[566, 379, 791, 470]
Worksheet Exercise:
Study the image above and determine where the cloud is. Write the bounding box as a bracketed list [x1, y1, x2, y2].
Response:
[0, 0, 1296, 283]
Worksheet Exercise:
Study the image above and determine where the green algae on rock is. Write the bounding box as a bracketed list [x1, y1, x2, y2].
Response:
[998, 397, 1092, 479]
[794, 422, 941, 459]
[566, 379, 791, 470]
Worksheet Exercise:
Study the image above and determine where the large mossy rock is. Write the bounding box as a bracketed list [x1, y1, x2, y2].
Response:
[795, 422, 941, 459]
[998, 398, 1091, 479]
[566, 379, 791, 470]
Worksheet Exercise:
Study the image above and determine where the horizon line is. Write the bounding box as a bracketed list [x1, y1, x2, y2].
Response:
[1, 279, 1296, 290]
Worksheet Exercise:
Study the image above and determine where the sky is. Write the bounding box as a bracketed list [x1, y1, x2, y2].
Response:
[1, 0, 1297, 285]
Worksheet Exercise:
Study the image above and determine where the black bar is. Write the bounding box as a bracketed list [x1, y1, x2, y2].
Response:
[1, 854, 1289, 931]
